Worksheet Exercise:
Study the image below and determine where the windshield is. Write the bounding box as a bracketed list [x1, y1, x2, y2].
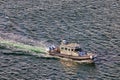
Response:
[75, 47, 82, 52]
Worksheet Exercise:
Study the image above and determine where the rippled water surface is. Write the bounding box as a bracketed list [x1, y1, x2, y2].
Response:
[0, 0, 120, 80]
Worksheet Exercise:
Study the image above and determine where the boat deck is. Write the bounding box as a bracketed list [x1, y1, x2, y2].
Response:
[49, 52, 92, 60]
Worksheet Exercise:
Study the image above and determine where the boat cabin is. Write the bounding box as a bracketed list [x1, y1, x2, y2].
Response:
[60, 40, 82, 56]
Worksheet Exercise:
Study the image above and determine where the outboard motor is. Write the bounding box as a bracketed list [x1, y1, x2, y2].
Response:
[51, 45, 56, 50]
[46, 45, 55, 52]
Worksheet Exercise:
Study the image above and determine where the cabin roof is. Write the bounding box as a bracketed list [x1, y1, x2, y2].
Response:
[60, 43, 80, 48]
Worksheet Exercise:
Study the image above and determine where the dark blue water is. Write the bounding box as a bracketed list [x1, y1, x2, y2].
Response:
[0, 0, 120, 80]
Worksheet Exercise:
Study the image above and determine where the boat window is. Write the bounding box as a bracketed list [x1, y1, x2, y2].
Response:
[71, 49, 74, 51]
[75, 47, 82, 52]
[68, 49, 70, 51]
[65, 48, 67, 50]
[61, 47, 64, 50]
